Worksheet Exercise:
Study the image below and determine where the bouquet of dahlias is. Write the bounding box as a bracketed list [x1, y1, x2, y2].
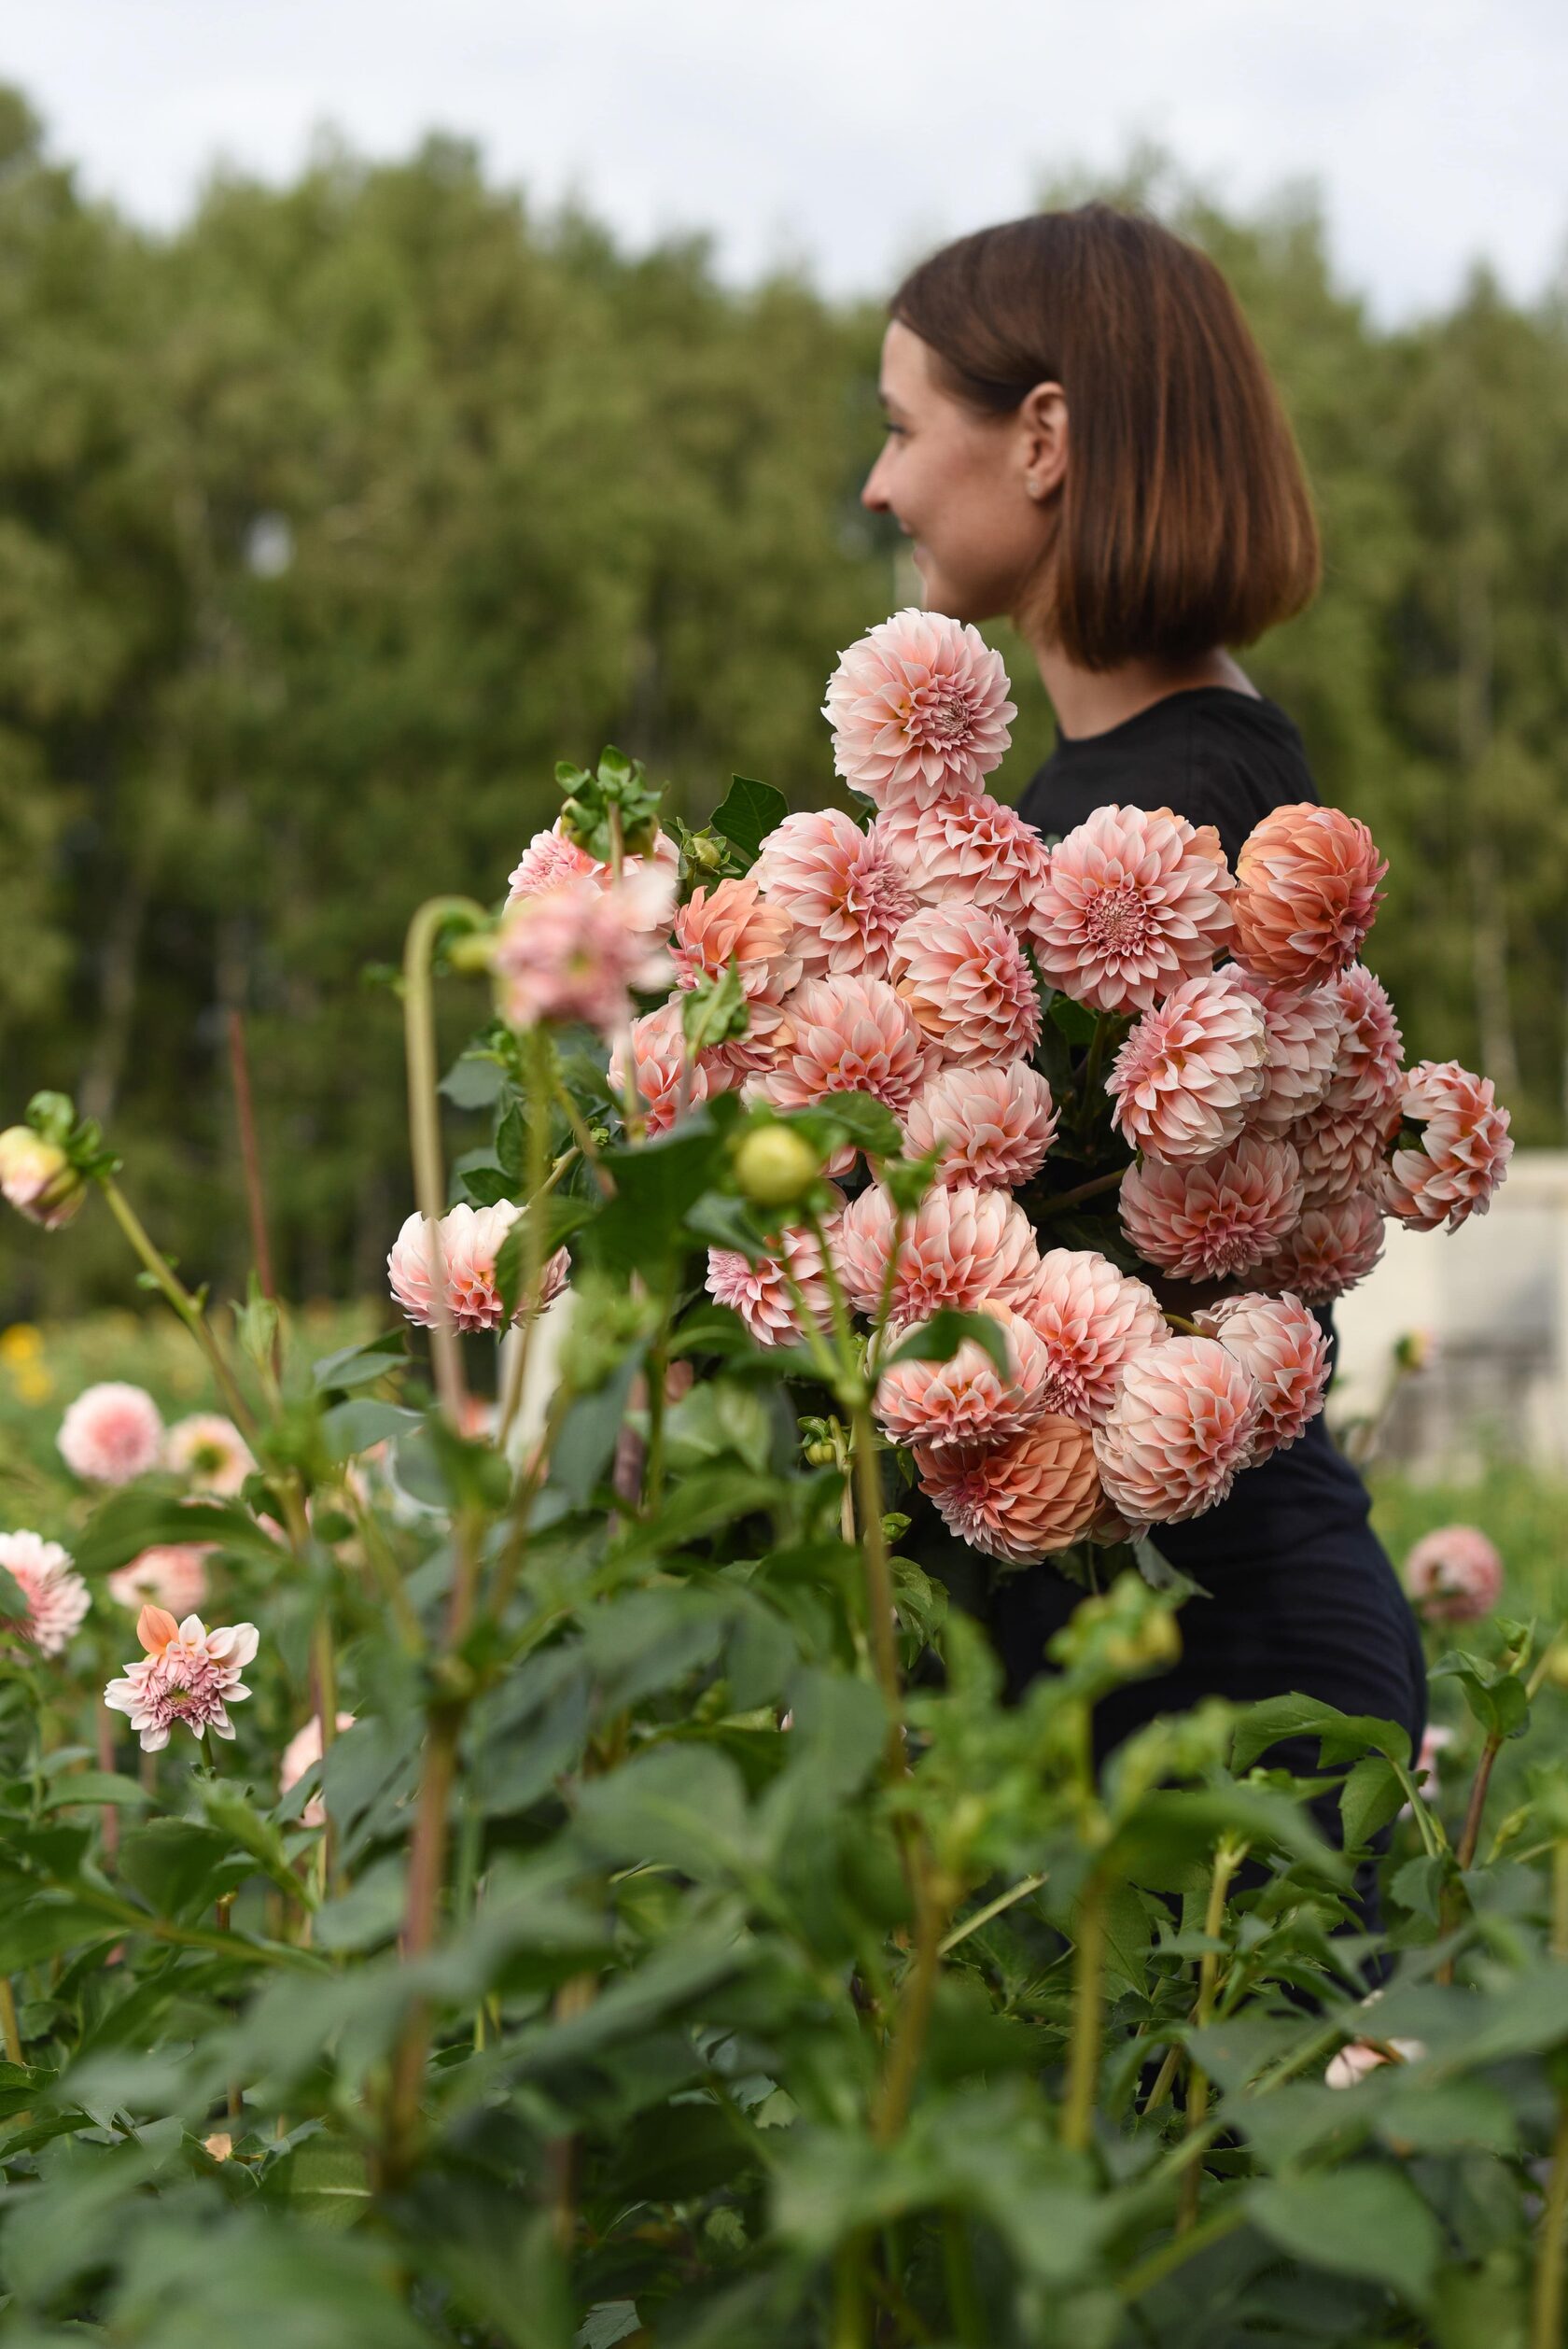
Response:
[445, 611, 1514, 1579]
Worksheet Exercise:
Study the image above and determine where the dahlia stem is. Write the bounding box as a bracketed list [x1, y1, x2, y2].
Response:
[939, 1871, 1047, 1956]
[1034, 1165, 1127, 1220]
[1061, 1870, 1108, 2155]
[401, 895, 488, 1429]
[871, 1866, 952, 2142]
[1437, 1727, 1504, 1984]
[1178, 1837, 1245, 2229]
[96, 1174, 257, 1438]
[310, 1610, 342, 1894]
[0, 1976, 21, 2065]
[1533, 2094, 1568, 2349]
[94, 1702, 120, 1868]
[1553, 1841, 1568, 1961]
[495, 1028, 555, 1460]
[226, 1009, 280, 1377]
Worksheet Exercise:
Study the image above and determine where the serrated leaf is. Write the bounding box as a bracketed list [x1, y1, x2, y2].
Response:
[1248, 2166, 1440, 2303]
[710, 774, 788, 864]
[1230, 1694, 1411, 1776]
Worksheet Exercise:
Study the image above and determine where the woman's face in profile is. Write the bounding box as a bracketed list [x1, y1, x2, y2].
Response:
[861, 321, 1054, 628]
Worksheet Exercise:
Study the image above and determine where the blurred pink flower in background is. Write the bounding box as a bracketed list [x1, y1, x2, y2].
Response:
[1120, 1132, 1305, 1284]
[1256, 1191, 1386, 1304]
[834, 1182, 1039, 1324]
[1197, 1291, 1331, 1459]
[58, 1382, 163, 1485]
[750, 973, 930, 1118]
[823, 608, 1015, 808]
[752, 809, 917, 980]
[0, 1530, 90, 1656]
[874, 1300, 1050, 1454]
[107, 1544, 210, 1617]
[492, 867, 674, 1034]
[1405, 1524, 1504, 1621]
[1233, 970, 1343, 1132]
[890, 902, 1042, 1065]
[916, 1413, 1103, 1565]
[609, 1003, 709, 1137]
[1093, 1335, 1262, 1526]
[1017, 1249, 1167, 1426]
[878, 791, 1051, 927]
[1231, 802, 1387, 990]
[1377, 1059, 1514, 1232]
[163, 1413, 256, 1496]
[505, 822, 599, 901]
[670, 876, 801, 1001]
[1108, 969, 1267, 1160]
[388, 1203, 568, 1335]
[1028, 804, 1235, 1014]
[903, 1062, 1057, 1191]
[280, 1710, 357, 1827]
[706, 1205, 843, 1347]
[1324, 2037, 1425, 2089]
[104, 1605, 259, 1751]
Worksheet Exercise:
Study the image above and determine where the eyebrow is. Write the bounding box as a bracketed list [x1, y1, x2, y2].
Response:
[878, 387, 909, 416]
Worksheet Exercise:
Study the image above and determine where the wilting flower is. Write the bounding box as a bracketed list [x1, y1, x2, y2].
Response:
[1016, 1249, 1168, 1426]
[1324, 2038, 1426, 2089]
[58, 1382, 164, 1486]
[1231, 803, 1387, 990]
[1321, 964, 1402, 1118]
[917, 1414, 1103, 1566]
[903, 1062, 1057, 1191]
[1196, 1292, 1331, 1460]
[108, 1543, 211, 1616]
[752, 810, 917, 980]
[1028, 804, 1235, 1014]
[875, 1300, 1051, 1454]
[823, 608, 1015, 808]
[0, 1128, 86, 1230]
[834, 1182, 1040, 1324]
[1108, 970, 1267, 1160]
[671, 876, 802, 1002]
[889, 903, 1042, 1066]
[877, 790, 1052, 927]
[0, 1530, 90, 1656]
[1233, 970, 1343, 1132]
[164, 1413, 256, 1497]
[492, 867, 675, 1035]
[706, 1203, 843, 1347]
[280, 1710, 357, 1827]
[1288, 1096, 1393, 1207]
[750, 972, 930, 1118]
[388, 1203, 569, 1335]
[1255, 1191, 1385, 1305]
[609, 1003, 710, 1137]
[1120, 1133, 1304, 1285]
[1093, 1336, 1262, 1526]
[1405, 1525, 1504, 1622]
[104, 1606, 259, 1751]
[1376, 1060, 1514, 1233]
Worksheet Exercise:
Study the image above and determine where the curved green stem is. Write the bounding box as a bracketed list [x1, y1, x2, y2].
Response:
[402, 894, 488, 1428]
[1034, 1165, 1127, 1221]
[1061, 1870, 1107, 2154]
[97, 1174, 257, 1436]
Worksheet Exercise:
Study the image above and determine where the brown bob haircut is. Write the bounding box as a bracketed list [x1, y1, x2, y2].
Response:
[890, 205, 1321, 669]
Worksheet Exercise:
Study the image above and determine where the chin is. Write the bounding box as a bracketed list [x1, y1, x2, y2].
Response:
[912, 556, 1001, 629]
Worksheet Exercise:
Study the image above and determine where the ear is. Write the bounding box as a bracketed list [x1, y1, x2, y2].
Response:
[1018, 382, 1068, 501]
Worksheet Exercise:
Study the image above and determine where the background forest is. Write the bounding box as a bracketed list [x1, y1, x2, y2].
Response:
[1, 85, 1565, 1318]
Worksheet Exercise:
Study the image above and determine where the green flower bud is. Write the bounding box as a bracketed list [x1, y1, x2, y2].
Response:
[734, 1125, 821, 1210]
[0, 1128, 86, 1231]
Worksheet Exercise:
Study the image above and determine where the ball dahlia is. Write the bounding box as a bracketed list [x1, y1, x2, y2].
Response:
[1254, 1190, 1385, 1304]
[1321, 964, 1402, 1118]
[1376, 1059, 1514, 1233]
[609, 1002, 709, 1136]
[0, 1529, 90, 1656]
[750, 972, 929, 1118]
[834, 1182, 1040, 1325]
[58, 1382, 164, 1486]
[822, 608, 1015, 808]
[889, 902, 1042, 1066]
[388, 1203, 569, 1335]
[1108, 969, 1267, 1160]
[163, 1413, 256, 1497]
[1404, 1524, 1504, 1622]
[1231, 803, 1387, 990]
[104, 1605, 259, 1752]
[1196, 1291, 1331, 1460]
[670, 875, 801, 1002]
[1015, 1248, 1168, 1426]
[903, 1061, 1057, 1191]
[875, 1299, 1051, 1454]
[752, 809, 917, 981]
[916, 1414, 1103, 1566]
[1120, 1132, 1305, 1284]
[108, 1543, 211, 1617]
[876, 790, 1052, 928]
[1028, 804, 1236, 1013]
[1092, 1336, 1262, 1526]
[1233, 970, 1344, 1132]
[706, 1207, 842, 1347]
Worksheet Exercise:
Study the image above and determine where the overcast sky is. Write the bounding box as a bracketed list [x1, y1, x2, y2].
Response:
[4, 0, 1564, 322]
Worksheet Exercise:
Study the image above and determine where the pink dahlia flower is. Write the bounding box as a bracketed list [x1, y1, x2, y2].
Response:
[104, 1605, 259, 1752]
[58, 1382, 164, 1486]
[1288, 1094, 1394, 1208]
[1255, 1191, 1385, 1305]
[834, 1182, 1039, 1325]
[1325, 2038, 1426, 2089]
[492, 866, 674, 1035]
[505, 823, 598, 903]
[0, 1529, 90, 1656]
[1108, 969, 1267, 1160]
[388, 1203, 569, 1335]
[876, 791, 1052, 928]
[706, 1203, 843, 1348]
[1016, 1248, 1168, 1426]
[822, 608, 1015, 809]
[1376, 1060, 1514, 1233]
[1196, 1291, 1330, 1460]
[1321, 964, 1402, 1118]
[1404, 1524, 1504, 1622]
[1029, 805, 1236, 1014]
[752, 810, 917, 981]
[750, 973, 929, 1118]
[875, 1299, 1051, 1454]
[280, 1710, 357, 1827]
[1233, 970, 1344, 1132]
[0, 1129, 85, 1230]
[1120, 1133, 1305, 1285]
[1232, 803, 1387, 990]
[1092, 1335, 1262, 1526]
[108, 1543, 212, 1616]
[916, 1414, 1103, 1566]
[164, 1413, 256, 1497]
[903, 1062, 1057, 1191]
[889, 903, 1042, 1066]
[609, 1002, 709, 1136]
[671, 875, 802, 1003]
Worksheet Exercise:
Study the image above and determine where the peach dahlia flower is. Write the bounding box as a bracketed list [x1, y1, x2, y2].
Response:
[163, 1413, 256, 1497]
[0, 1530, 90, 1656]
[1233, 970, 1344, 1132]
[671, 875, 801, 1002]
[1120, 1132, 1305, 1285]
[889, 903, 1042, 1066]
[1288, 1096, 1393, 1208]
[1028, 805, 1235, 1014]
[876, 790, 1052, 928]
[750, 972, 930, 1118]
[1321, 964, 1402, 1118]
[752, 809, 917, 981]
[1231, 803, 1387, 990]
[834, 1182, 1039, 1325]
[104, 1605, 259, 1752]
[823, 608, 1015, 808]
[1376, 1060, 1514, 1233]
[492, 867, 675, 1036]
[903, 1062, 1057, 1191]
[108, 1543, 211, 1617]
[1254, 1190, 1385, 1305]
[1092, 1336, 1262, 1526]
[1404, 1525, 1504, 1622]
[1108, 969, 1267, 1160]
[875, 1300, 1051, 1454]
[1016, 1248, 1168, 1427]
[609, 1002, 709, 1137]
[706, 1204, 842, 1348]
[387, 1203, 568, 1335]
[916, 1414, 1103, 1566]
[1196, 1291, 1331, 1460]
[58, 1382, 165, 1487]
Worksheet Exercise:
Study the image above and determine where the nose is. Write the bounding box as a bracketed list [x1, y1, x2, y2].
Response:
[861, 451, 891, 513]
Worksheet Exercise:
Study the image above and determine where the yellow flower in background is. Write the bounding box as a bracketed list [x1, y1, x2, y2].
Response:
[0, 1325, 52, 1403]
[0, 1324, 43, 1363]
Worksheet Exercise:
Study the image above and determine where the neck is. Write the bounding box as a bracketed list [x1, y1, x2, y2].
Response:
[1028, 637, 1257, 740]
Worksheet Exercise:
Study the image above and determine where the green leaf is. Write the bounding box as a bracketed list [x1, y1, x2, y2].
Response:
[883, 1308, 1012, 1378]
[312, 1857, 405, 1953]
[1248, 2165, 1441, 2303]
[493, 1191, 596, 1318]
[0, 1563, 28, 1623]
[588, 1112, 732, 1274]
[38, 1771, 152, 1811]
[0, 1893, 121, 1970]
[710, 774, 788, 864]
[321, 1399, 423, 1459]
[311, 1328, 407, 1395]
[199, 1783, 313, 1904]
[260, 2134, 373, 2231]
[1048, 994, 1100, 1045]
[801, 1090, 903, 1159]
[680, 961, 750, 1054]
[573, 1745, 754, 1882]
[73, 1488, 287, 1578]
[440, 1051, 508, 1110]
[1230, 1694, 1412, 1775]
[1339, 1753, 1408, 1850]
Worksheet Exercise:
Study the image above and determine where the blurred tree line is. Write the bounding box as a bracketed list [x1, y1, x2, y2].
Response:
[0, 94, 1564, 1315]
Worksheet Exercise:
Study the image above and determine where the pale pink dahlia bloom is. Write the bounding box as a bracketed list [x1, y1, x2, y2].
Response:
[1028, 805, 1235, 1013]
[1255, 1191, 1385, 1305]
[876, 791, 1052, 928]
[104, 1604, 259, 1752]
[1376, 1060, 1514, 1233]
[1015, 1248, 1168, 1426]
[1232, 803, 1387, 990]
[1120, 1133, 1305, 1285]
[280, 1710, 357, 1827]
[916, 1414, 1103, 1566]
[609, 1002, 709, 1137]
[1288, 1095, 1393, 1208]
[0, 1530, 90, 1656]
[1321, 964, 1402, 1118]
[1233, 970, 1344, 1132]
[1093, 1336, 1262, 1526]
[903, 1062, 1057, 1191]
[1195, 1292, 1330, 1460]
[706, 1203, 843, 1348]
[752, 809, 917, 981]
[670, 875, 802, 1002]
[58, 1382, 164, 1486]
[889, 903, 1042, 1066]
[750, 973, 929, 1118]
[492, 867, 675, 1035]
[1325, 2039, 1426, 2089]
[163, 1413, 256, 1497]
[834, 1183, 1040, 1324]
[1404, 1525, 1504, 1623]
[505, 823, 598, 902]
[388, 1203, 568, 1335]
[875, 1300, 1051, 1455]
[1108, 970, 1267, 1160]
[823, 608, 1015, 809]
[108, 1543, 211, 1616]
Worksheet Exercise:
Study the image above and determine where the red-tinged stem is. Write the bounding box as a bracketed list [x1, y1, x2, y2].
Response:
[401, 896, 488, 1429]
[1034, 1165, 1127, 1220]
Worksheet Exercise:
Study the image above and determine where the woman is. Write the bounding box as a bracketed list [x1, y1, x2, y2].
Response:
[861, 205, 1426, 1917]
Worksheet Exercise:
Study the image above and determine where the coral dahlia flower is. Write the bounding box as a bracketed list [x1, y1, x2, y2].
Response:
[706, 1203, 843, 1347]
[164, 1413, 256, 1497]
[388, 1203, 568, 1335]
[834, 1183, 1039, 1325]
[1321, 964, 1402, 1118]
[108, 1544, 212, 1617]
[752, 809, 917, 980]
[916, 1414, 1103, 1566]
[609, 1002, 709, 1136]
[876, 791, 1052, 927]
[903, 1062, 1057, 1191]
[58, 1382, 164, 1486]
[875, 1299, 1051, 1454]
[1233, 970, 1344, 1132]
[750, 973, 929, 1118]
[1028, 805, 1235, 1013]
[1232, 803, 1387, 990]
[1093, 1336, 1262, 1526]
[492, 867, 674, 1035]
[1404, 1525, 1504, 1622]
[671, 876, 801, 1002]
[1015, 1248, 1168, 1426]
[1376, 1060, 1514, 1233]
[280, 1710, 357, 1827]
[1196, 1292, 1330, 1460]
[104, 1605, 259, 1751]
[1120, 1133, 1305, 1285]
[823, 608, 1015, 808]
[1108, 969, 1267, 1160]
[1255, 1191, 1385, 1305]
[889, 903, 1042, 1066]
[0, 1530, 90, 1656]
[1289, 1096, 1393, 1208]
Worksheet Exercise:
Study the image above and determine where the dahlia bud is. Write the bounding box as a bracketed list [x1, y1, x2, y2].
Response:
[1542, 1643, 1568, 1693]
[0, 1128, 86, 1231]
[733, 1125, 822, 1210]
[687, 829, 725, 872]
